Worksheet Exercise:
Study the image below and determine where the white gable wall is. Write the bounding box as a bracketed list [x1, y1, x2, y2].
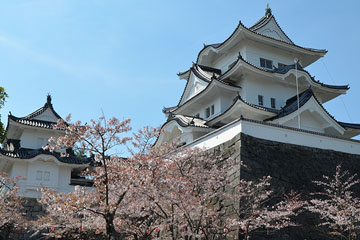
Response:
[282, 112, 326, 133]
[254, 18, 291, 43]
[180, 73, 208, 105]
[32, 108, 59, 122]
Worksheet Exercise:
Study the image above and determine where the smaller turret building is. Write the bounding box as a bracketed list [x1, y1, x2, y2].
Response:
[0, 95, 91, 198]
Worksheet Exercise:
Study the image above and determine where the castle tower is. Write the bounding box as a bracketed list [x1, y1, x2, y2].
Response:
[156, 7, 360, 153]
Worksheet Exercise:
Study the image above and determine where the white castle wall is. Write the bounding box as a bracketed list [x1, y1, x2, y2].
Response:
[10, 158, 75, 198]
[188, 118, 360, 155]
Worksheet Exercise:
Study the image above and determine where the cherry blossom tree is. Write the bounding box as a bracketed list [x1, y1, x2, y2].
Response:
[223, 176, 303, 239]
[306, 164, 360, 240]
[39, 115, 133, 240]
[0, 172, 26, 236]
[37, 115, 303, 240]
[128, 129, 304, 240]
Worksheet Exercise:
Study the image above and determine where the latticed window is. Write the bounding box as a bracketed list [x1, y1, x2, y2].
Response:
[260, 58, 272, 69]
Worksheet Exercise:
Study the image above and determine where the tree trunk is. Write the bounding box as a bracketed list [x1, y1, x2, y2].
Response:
[105, 213, 115, 240]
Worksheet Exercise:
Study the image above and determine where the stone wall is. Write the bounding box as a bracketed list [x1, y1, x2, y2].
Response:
[0, 198, 45, 240]
[211, 133, 360, 240]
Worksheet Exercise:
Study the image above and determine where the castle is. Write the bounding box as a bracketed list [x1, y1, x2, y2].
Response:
[156, 6, 360, 153]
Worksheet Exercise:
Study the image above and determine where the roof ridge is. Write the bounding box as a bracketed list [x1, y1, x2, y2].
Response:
[16, 95, 62, 121]
[0, 147, 91, 164]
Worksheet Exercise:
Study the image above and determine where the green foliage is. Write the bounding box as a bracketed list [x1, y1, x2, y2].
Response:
[0, 87, 8, 142]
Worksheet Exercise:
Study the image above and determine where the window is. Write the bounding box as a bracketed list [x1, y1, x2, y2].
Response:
[205, 104, 215, 118]
[205, 107, 210, 118]
[260, 58, 273, 69]
[271, 98, 276, 108]
[44, 171, 50, 181]
[258, 95, 264, 106]
[36, 170, 43, 180]
[278, 63, 286, 69]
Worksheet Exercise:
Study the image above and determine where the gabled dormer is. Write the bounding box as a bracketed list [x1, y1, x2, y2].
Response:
[197, 6, 327, 71]
[249, 5, 293, 44]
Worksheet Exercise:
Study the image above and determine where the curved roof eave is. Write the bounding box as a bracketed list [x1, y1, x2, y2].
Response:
[207, 95, 278, 126]
[196, 20, 327, 64]
[171, 79, 241, 115]
[164, 66, 241, 114]
[338, 122, 360, 130]
[172, 65, 211, 111]
[220, 55, 349, 92]
[266, 88, 345, 133]
[154, 116, 213, 146]
[0, 148, 92, 165]
[8, 115, 60, 130]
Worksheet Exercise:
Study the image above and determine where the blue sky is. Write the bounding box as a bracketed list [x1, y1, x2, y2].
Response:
[0, 0, 359, 139]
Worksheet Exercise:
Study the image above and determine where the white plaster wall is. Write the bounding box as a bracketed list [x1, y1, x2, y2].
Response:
[220, 95, 235, 112]
[244, 41, 296, 69]
[255, 19, 290, 43]
[212, 43, 246, 72]
[20, 129, 61, 149]
[188, 119, 360, 155]
[181, 74, 208, 104]
[242, 76, 306, 109]
[283, 111, 325, 133]
[32, 108, 59, 122]
[59, 166, 71, 187]
[9, 158, 75, 198]
[10, 162, 27, 186]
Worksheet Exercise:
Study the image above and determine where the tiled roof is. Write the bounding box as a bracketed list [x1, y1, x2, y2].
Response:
[266, 88, 341, 127]
[268, 63, 349, 90]
[268, 88, 314, 120]
[9, 115, 56, 129]
[196, 16, 327, 64]
[163, 64, 240, 114]
[207, 94, 278, 127]
[338, 122, 360, 130]
[0, 147, 92, 165]
[221, 55, 349, 90]
[24, 94, 62, 120]
[7, 94, 64, 130]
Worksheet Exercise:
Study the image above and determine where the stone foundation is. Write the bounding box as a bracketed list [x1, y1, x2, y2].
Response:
[0, 198, 45, 240]
[211, 133, 360, 239]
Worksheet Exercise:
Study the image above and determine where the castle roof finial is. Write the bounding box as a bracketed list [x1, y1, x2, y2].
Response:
[265, 3, 272, 17]
[46, 93, 52, 105]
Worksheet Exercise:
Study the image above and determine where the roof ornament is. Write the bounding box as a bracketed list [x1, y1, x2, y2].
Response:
[265, 4, 272, 17]
[211, 73, 217, 80]
[46, 94, 52, 105]
[237, 52, 243, 59]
